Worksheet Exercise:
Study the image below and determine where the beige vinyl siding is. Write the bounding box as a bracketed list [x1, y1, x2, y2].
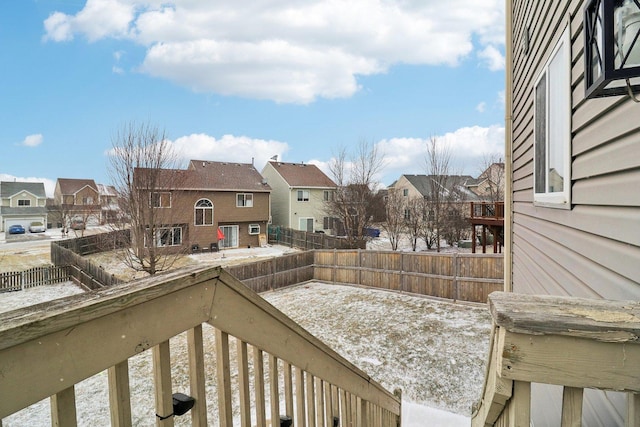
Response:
[511, 0, 640, 302]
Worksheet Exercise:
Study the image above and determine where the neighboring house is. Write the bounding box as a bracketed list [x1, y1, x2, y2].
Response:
[466, 162, 505, 201]
[134, 160, 271, 252]
[0, 181, 48, 232]
[52, 178, 102, 226]
[390, 174, 482, 204]
[261, 161, 337, 233]
[505, 0, 640, 424]
[97, 183, 120, 224]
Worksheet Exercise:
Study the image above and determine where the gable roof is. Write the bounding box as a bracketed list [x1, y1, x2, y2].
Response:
[0, 181, 46, 199]
[135, 161, 271, 192]
[57, 178, 98, 195]
[265, 161, 337, 188]
[188, 160, 271, 191]
[400, 174, 482, 201]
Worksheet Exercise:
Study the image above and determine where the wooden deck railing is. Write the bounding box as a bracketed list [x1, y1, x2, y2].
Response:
[0, 265, 400, 426]
[469, 202, 504, 221]
[472, 291, 640, 426]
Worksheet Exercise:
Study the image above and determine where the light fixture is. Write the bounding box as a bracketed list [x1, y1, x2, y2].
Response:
[156, 393, 195, 420]
[584, 0, 640, 99]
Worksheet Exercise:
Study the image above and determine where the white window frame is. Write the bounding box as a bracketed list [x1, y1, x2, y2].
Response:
[194, 199, 214, 226]
[299, 217, 314, 231]
[533, 26, 572, 208]
[150, 192, 171, 208]
[248, 224, 260, 235]
[297, 190, 310, 202]
[236, 193, 253, 207]
[219, 225, 239, 248]
[17, 199, 31, 207]
[154, 226, 182, 247]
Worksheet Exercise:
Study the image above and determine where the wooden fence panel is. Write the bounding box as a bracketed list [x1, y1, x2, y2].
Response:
[457, 254, 504, 280]
[0, 266, 71, 293]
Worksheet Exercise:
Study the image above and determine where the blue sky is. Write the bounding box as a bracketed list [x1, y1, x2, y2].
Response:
[1, 0, 506, 196]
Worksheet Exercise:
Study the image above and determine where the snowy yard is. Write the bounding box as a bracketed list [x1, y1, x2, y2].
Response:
[0, 278, 491, 426]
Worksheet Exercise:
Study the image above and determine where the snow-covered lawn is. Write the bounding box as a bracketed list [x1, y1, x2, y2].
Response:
[1, 279, 491, 426]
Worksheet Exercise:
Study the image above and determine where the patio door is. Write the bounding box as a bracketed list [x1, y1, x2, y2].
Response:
[299, 217, 313, 232]
[219, 225, 238, 248]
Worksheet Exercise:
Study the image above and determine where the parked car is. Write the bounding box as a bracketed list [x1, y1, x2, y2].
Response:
[364, 227, 381, 238]
[28, 221, 46, 233]
[70, 219, 86, 230]
[8, 224, 25, 234]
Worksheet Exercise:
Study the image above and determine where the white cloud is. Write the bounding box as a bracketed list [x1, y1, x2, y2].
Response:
[478, 45, 505, 71]
[21, 134, 43, 147]
[374, 125, 505, 184]
[476, 102, 486, 113]
[307, 124, 505, 186]
[44, 0, 505, 103]
[169, 134, 290, 171]
[0, 174, 56, 197]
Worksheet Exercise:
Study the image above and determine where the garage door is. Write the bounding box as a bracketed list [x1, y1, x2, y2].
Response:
[4, 217, 42, 232]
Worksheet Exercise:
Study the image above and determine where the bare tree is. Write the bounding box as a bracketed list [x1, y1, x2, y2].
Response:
[326, 140, 385, 247]
[381, 188, 404, 251]
[107, 122, 186, 276]
[404, 196, 425, 251]
[477, 153, 505, 202]
[425, 136, 453, 252]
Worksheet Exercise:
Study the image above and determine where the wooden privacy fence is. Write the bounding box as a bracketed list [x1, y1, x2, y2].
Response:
[229, 249, 503, 304]
[313, 250, 504, 303]
[51, 241, 123, 289]
[269, 226, 366, 250]
[0, 266, 70, 293]
[56, 229, 130, 256]
[0, 266, 401, 427]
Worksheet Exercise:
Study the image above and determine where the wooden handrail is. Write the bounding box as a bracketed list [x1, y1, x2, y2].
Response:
[472, 291, 640, 426]
[469, 201, 504, 220]
[0, 265, 400, 425]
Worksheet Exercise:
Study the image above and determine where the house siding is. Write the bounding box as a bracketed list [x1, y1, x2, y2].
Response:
[510, 0, 640, 301]
[261, 165, 291, 228]
[510, 0, 640, 423]
[167, 190, 270, 249]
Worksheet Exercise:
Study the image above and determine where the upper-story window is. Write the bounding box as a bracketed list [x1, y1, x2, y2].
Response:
[237, 193, 253, 207]
[297, 190, 310, 202]
[534, 26, 571, 208]
[18, 199, 31, 206]
[403, 189, 409, 197]
[150, 192, 171, 208]
[323, 190, 334, 201]
[82, 196, 94, 205]
[195, 199, 213, 226]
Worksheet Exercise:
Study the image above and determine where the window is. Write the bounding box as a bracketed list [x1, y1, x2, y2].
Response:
[297, 190, 310, 202]
[18, 199, 31, 206]
[82, 196, 94, 205]
[534, 26, 571, 208]
[237, 193, 253, 207]
[150, 192, 171, 208]
[195, 199, 213, 226]
[323, 216, 335, 230]
[248, 224, 260, 235]
[299, 217, 314, 231]
[404, 209, 411, 220]
[219, 225, 238, 248]
[323, 190, 334, 201]
[155, 226, 182, 247]
[403, 189, 409, 197]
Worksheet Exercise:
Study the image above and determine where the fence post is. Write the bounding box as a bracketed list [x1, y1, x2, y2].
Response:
[453, 253, 459, 302]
